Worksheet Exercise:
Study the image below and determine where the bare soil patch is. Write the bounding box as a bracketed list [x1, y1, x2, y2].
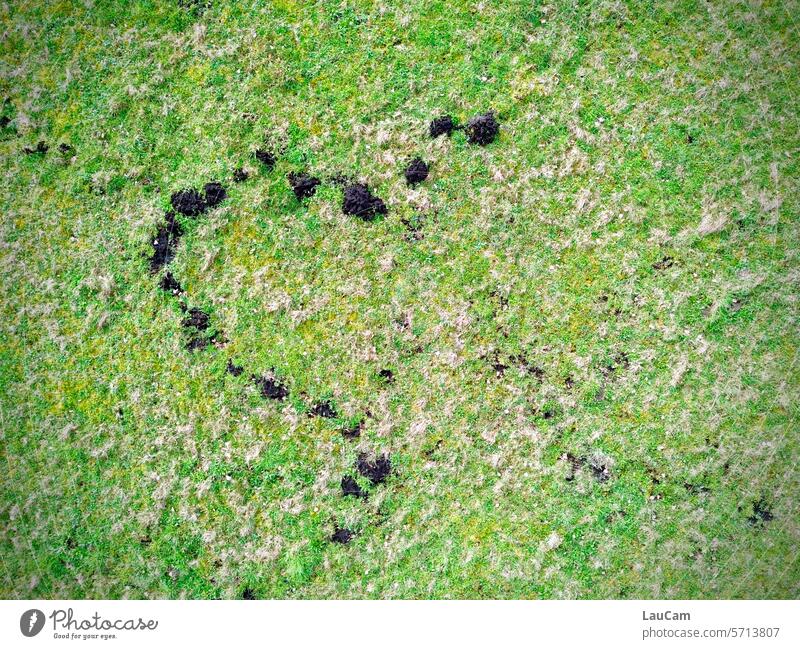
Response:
[288, 172, 321, 200]
[429, 115, 456, 138]
[357, 452, 392, 485]
[465, 112, 499, 145]
[404, 158, 429, 186]
[342, 183, 387, 221]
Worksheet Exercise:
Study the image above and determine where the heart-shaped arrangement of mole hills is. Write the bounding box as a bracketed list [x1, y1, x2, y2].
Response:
[140, 110, 500, 546]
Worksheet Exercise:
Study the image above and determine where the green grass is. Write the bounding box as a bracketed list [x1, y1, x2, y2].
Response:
[1, 0, 798, 599]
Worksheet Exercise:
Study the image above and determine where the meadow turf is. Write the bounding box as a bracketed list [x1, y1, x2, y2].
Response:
[1, 0, 798, 598]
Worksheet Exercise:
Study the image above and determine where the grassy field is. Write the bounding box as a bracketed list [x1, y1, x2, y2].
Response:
[1, 0, 798, 599]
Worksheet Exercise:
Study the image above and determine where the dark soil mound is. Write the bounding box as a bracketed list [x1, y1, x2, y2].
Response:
[171, 188, 206, 216]
[203, 181, 227, 208]
[226, 359, 244, 376]
[404, 158, 429, 186]
[288, 172, 321, 201]
[58, 143, 74, 154]
[159, 271, 182, 294]
[255, 149, 276, 169]
[186, 336, 211, 351]
[182, 307, 210, 331]
[429, 115, 456, 138]
[341, 475, 366, 498]
[378, 369, 395, 384]
[341, 421, 363, 439]
[342, 184, 387, 221]
[23, 140, 48, 154]
[309, 400, 337, 418]
[465, 112, 500, 145]
[748, 499, 774, 525]
[233, 168, 249, 183]
[356, 452, 391, 485]
[241, 587, 256, 600]
[149, 212, 183, 272]
[331, 528, 354, 544]
[255, 374, 289, 400]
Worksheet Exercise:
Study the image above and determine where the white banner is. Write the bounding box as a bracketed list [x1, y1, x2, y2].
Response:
[1, 600, 797, 649]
